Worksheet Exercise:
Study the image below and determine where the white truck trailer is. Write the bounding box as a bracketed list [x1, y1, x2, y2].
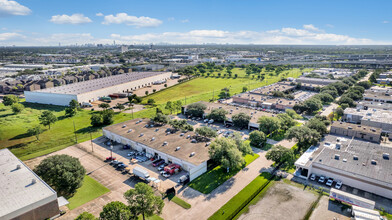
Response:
[133, 167, 150, 180]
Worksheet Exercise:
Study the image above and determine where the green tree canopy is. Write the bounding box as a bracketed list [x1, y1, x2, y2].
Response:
[150, 113, 170, 125]
[75, 212, 96, 220]
[99, 201, 133, 220]
[3, 94, 19, 106]
[186, 102, 207, 117]
[249, 130, 266, 147]
[39, 110, 57, 129]
[265, 145, 294, 165]
[99, 103, 110, 109]
[124, 182, 164, 220]
[34, 154, 85, 197]
[11, 103, 24, 114]
[27, 125, 43, 141]
[207, 108, 227, 122]
[285, 126, 321, 152]
[232, 112, 251, 129]
[258, 116, 281, 135]
[277, 113, 296, 131]
[169, 119, 193, 132]
[209, 137, 245, 171]
[195, 126, 217, 141]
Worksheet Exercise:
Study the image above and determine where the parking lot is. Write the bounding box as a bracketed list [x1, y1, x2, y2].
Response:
[238, 181, 318, 220]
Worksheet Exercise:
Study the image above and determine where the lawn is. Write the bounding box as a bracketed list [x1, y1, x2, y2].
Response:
[67, 175, 110, 210]
[189, 153, 260, 194]
[0, 102, 156, 160]
[137, 215, 164, 220]
[208, 172, 273, 220]
[142, 68, 309, 105]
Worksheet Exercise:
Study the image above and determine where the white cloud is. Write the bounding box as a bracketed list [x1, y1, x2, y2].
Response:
[109, 25, 380, 45]
[50, 13, 92, 24]
[383, 21, 389, 24]
[167, 17, 174, 21]
[0, 32, 25, 41]
[181, 19, 189, 23]
[96, 12, 103, 17]
[303, 24, 320, 31]
[0, 0, 31, 16]
[102, 13, 162, 27]
[326, 24, 334, 28]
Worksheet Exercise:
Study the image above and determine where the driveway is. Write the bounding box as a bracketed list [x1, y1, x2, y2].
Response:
[320, 103, 338, 117]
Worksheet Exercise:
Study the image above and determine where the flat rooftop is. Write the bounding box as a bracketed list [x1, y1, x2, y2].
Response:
[344, 108, 392, 124]
[295, 77, 338, 85]
[249, 82, 295, 95]
[32, 71, 171, 95]
[357, 101, 392, 110]
[234, 93, 298, 108]
[299, 135, 392, 184]
[331, 121, 382, 134]
[0, 149, 57, 218]
[103, 119, 210, 166]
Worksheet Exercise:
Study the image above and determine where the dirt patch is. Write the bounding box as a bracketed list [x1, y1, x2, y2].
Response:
[238, 181, 318, 220]
[309, 196, 351, 220]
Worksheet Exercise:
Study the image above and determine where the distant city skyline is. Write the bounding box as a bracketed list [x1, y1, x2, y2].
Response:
[0, 0, 391, 46]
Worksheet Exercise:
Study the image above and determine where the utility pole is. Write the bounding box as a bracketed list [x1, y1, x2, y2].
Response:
[73, 120, 77, 143]
[90, 131, 94, 152]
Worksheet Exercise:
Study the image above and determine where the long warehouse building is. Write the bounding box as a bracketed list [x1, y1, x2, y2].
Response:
[24, 71, 172, 106]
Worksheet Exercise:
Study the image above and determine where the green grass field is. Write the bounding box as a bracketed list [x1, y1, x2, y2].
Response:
[189, 153, 260, 194]
[170, 196, 191, 209]
[67, 175, 110, 210]
[0, 102, 156, 160]
[143, 68, 310, 105]
[208, 172, 273, 220]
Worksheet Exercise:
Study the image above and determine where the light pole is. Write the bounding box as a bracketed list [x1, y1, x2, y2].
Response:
[110, 145, 113, 158]
[90, 131, 94, 152]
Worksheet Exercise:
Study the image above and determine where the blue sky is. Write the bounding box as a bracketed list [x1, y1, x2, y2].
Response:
[0, 0, 391, 45]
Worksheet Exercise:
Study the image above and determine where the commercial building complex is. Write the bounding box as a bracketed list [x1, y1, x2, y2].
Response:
[295, 135, 392, 200]
[102, 119, 209, 181]
[330, 121, 382, 143]
[0, 149, 60, 220]
[342, 108, 392, 134]
[25, 71, 172, 106]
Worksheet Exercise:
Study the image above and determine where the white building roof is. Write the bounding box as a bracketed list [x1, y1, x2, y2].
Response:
[0, 149, 57, 219]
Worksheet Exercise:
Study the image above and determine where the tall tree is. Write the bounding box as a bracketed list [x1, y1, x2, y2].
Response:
[165, 101, 174, 114]
[124, 183, 164, 220]
[232, 112, 251, 129]
[207, 108, 227, 122]
[266, 145, 294, 165]
[11, 103, 24, 114]
[195, 126, 217, 141]
[249, 130, 266, 148]
[27, 125, 43, 141]
[99, 103, 110, 109]
[39, 110, 57, 129]
[186, 102, 207, 117]
[258, 116, 281, 135]
[3, 94, 19, 106]
[209, 137, 245, 172]
[75, 212, 96, 220]
[286, 126, 321, 152]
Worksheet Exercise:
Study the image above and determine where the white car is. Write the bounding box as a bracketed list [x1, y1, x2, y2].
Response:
[326, 178, 334, 187]
[208, 119, 214, 124]
[335, 181, 343, 189]
[310, 174, 316, 181]
[318, 176, 325, 183]
[204, 119, 209, 123]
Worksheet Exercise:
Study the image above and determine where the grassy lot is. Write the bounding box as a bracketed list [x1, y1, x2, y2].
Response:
[189, 153, 259, 194]
[67, 175, 110, 210]
[208, 172, 273, 220]
[0, 102, 156, 160]
[142, 68, 309, 105]
[137, 215, 164, 220]
[169, 196, 191, 209]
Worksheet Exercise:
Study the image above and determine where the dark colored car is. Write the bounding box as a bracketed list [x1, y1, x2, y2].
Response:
[152, 159, 165, 167]
[113, 162, 124, 168]
[123, 144, 131, 149]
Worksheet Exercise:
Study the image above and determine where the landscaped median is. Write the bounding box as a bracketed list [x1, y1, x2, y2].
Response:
[188, 153, 260, 194]
[208, 172, 273, 220]
[67, 175, 110, 210]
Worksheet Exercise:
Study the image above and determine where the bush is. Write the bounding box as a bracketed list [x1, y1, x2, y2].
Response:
[11, 103, 24, 114]
[249, 130, 266, 147]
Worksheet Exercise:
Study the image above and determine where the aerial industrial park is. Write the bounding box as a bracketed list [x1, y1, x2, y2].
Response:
[1, 1, 392, 220]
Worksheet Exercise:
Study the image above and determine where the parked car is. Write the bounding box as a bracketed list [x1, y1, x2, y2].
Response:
[157, 163, 168, 171]
[335, 181, 343, 189]
[105, 141, 112, 146]
[208, 119, 214, 124]
[123, 144, 131, 149]
[178, 175, 189, 184]
[164, 164, 181, 175]
[162, 172, 171, 178]
[116, 164, 128, 170]
[113, 162, 124, 168]
[326, 178, 334, 187]
[204, 119, 209, 123]
[318, 176, 325, 183]
[105, 156, 116, 161]
[110, 160, 119, 165]
[152, 159, 164, 167]
[310, 173, 316, 181]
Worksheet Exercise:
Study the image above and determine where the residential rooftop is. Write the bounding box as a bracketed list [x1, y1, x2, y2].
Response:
[103, 119, 210, 166]
[0, 149, 57, 219]
[33, 71, 171, 95]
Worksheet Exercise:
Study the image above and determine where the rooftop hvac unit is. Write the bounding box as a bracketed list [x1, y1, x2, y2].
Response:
[151, 137, 155, 141]
[176, 147, 181, 151]
[334, 154, 340, 160]
[163, 141, 168, 146]
[16, 164, 21, 170]
[383, 153, 390, 160]
[353, 155, 358, 160]
[122, 125, 127, 128]
[31, 179, 36, 185]
[371, 160, 377, 165]
[140, 133, 144, 137]
[190, 152, 195, 157]
[128, 129, 133, 133]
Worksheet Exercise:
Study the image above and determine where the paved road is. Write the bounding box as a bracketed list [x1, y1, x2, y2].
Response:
[320, 103, 338, 117]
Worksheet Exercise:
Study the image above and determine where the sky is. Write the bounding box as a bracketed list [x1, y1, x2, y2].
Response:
[0, 0, 391, 46]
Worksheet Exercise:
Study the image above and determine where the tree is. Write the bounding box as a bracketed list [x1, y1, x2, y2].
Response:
[34, 154, 85, 197]
[305, 118, 327, 136]
[338, 96, 355, 107]
[164, 84, 167, 88]
[231, 132, 253, 155]
[27, 125, 43, 141]
[207, 108, 227, 122]
[286, 126, 321, 152]
[169, 119, 193, 132]
[258, 116, 281, 135]
[249, 130, 266, 147]
[65, 106, 77, 117]
[69, 99, 79, 110]
[128, 94, 141, 105]
[186, 102, 206, 117]
[153, 89, 156, 93]
[75, 212, 96, 220]
[39, 110, 57, 129]
[285, 109, 301, 119]
[174, 100, 182, 114]
[232, 112, 251, 129]
[124, 182, 164, 220]
[314, 93, 334, 104]
[101, 109, 114, 125]
[115, 103, 125, 111]
[303, 98, 323, 114]
[209, 137, 245, 171]
[242, 86, 248, 92]
[99, 103, 110, 109]
[165, 101, 174, 114]
[335, 107, 344, 118]
[3, 94, 19, 106]
[11, 103, 24, 114]
[91, 114, 102, 127]
[266, 145, 294, 165]
[195, 126, 217, 141]
[357, 81, 371, 89]
[151, 113, 170, 125]
[145, 91, 149, 96]
[218, 88, 230, 99]
[147, 99, 155, 105]
[277, 113, 296, 131]
[100, 201, 133, 220]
